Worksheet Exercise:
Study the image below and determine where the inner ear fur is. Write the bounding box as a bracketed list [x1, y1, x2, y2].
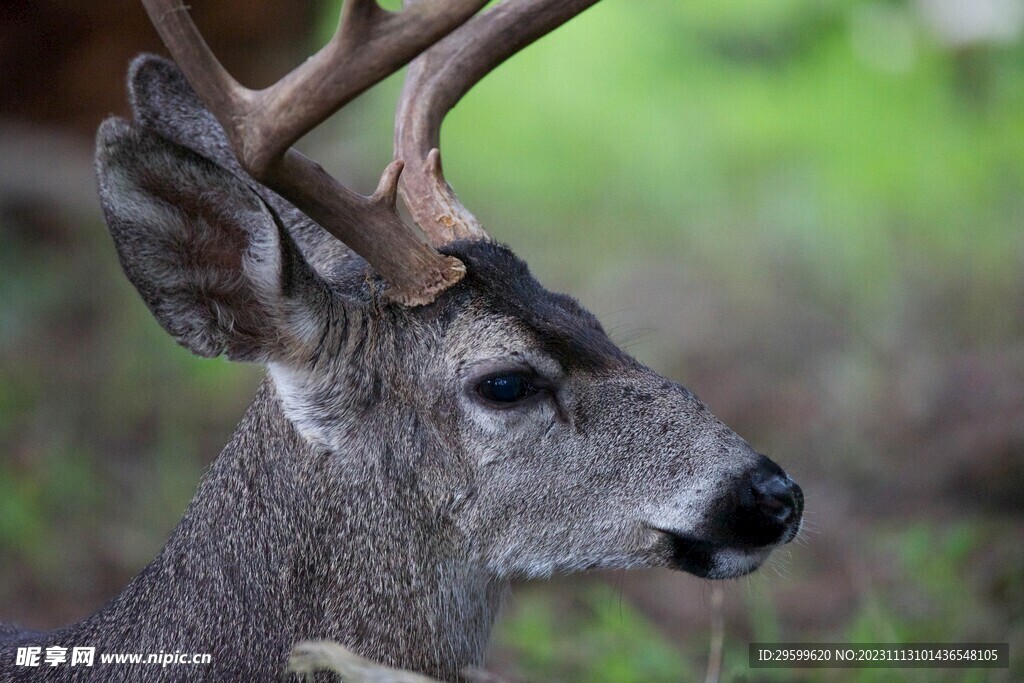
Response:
[96, 118, 331, 363]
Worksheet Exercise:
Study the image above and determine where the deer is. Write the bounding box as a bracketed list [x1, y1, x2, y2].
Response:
[0, 0, 804, 680]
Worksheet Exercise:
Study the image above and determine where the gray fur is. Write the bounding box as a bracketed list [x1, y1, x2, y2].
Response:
[0, 57, 801, 681]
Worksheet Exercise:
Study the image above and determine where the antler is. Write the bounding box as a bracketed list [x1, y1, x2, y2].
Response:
[395, 0, 602, 245]
[141, 0, 487, 305]
[141, 0, 601, 304]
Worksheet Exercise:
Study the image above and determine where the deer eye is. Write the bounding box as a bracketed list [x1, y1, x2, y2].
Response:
[477, 373, 538, 404]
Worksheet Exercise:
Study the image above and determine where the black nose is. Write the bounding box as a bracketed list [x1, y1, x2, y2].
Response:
[731, 456, 803, 547]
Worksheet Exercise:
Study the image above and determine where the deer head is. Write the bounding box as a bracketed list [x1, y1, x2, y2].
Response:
[85, 0, 804, 677]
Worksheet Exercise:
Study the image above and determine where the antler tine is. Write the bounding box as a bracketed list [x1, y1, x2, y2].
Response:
[395, 0, 603, 246]
[141, 0, 490, 306]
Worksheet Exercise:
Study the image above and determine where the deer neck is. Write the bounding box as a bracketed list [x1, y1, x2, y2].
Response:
[74, 377, 503, 679]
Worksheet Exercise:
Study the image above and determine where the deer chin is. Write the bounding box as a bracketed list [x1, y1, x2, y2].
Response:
[651, 529, 775, 579]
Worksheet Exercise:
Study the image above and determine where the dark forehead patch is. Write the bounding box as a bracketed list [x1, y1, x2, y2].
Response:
[440, 240, 627, 372]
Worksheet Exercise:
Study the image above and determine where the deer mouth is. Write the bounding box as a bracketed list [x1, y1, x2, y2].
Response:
[651, 529, 776, 579]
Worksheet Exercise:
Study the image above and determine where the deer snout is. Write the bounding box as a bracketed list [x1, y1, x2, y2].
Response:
[730, 455, 803, 547]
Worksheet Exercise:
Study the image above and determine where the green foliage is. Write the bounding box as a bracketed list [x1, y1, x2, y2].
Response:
[484, 521, 1019, 682]
[822, 522, 1015, 683]
[494, 583, 695, 682]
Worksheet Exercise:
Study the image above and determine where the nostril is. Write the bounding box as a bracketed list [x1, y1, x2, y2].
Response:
[729, 458, 803, 548]
[751, 474, 796, 525]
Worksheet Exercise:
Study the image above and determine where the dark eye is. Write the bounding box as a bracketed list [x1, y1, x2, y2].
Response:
[477, 373, 538, 404]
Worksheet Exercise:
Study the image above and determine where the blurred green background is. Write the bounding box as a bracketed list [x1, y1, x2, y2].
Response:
[1, 0, 1022, 680]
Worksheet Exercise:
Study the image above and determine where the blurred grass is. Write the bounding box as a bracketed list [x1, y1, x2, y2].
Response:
[495, 584, 693, 682]
[492, 519, 1021, 682]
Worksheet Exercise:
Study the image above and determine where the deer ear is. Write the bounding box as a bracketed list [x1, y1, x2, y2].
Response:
[128, 54, 244, 178]
[126, 53, 354, 278]
[96, 118, 331, 362]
